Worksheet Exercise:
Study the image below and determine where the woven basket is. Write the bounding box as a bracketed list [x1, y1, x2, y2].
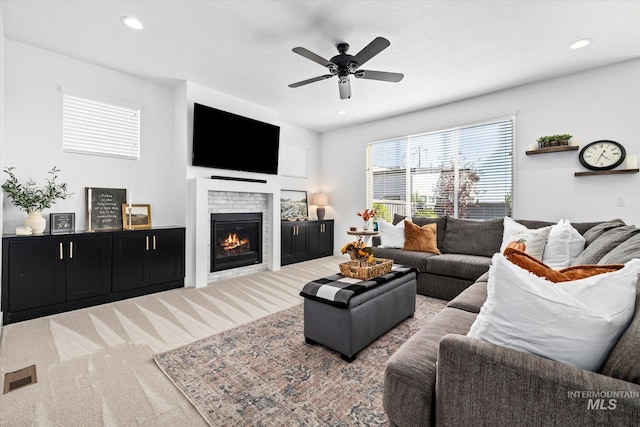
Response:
[339, 258, 393, 280]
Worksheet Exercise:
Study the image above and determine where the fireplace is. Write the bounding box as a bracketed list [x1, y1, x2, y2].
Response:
[210, 213, 263, 272]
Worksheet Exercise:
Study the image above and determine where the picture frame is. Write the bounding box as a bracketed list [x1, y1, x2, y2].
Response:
[280, 190, 308, 220]
[87, 187, 127, 231]
[50, 213, 75, 234]
[121, 204, 152, 229]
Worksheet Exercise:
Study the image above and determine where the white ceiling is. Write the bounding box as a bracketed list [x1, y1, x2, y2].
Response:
[2, 1, 640, 133]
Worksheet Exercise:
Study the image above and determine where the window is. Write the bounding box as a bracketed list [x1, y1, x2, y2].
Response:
[279, 143, 308, 178]
[366, 117, 513, 222]
[62, 87, 141, 160]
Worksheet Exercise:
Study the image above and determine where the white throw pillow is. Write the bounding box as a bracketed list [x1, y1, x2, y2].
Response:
[542, 218, 586, 268]
[468, 253, 639, 372]
[377, 218, 408, 248]
[499, 217, 551, 259]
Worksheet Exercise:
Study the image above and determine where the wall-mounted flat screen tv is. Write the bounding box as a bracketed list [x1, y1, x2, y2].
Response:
[192, 102, 280, 175]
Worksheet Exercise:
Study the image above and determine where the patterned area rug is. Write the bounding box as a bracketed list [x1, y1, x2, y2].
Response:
[154, 295, 447, 426]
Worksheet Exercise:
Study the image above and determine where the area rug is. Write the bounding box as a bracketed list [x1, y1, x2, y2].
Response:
[153, 295, 447, 426]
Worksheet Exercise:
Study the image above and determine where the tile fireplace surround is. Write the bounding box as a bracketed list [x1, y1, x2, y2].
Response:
[188, 178, 281, 288]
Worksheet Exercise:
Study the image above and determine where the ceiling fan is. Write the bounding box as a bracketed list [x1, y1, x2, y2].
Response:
[288, 36, 404, 100]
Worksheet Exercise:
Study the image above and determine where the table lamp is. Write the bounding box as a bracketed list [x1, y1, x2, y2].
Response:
[311, 192, 329, 220]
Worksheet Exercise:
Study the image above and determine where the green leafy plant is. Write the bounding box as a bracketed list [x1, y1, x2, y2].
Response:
[1, 166, 72, 213]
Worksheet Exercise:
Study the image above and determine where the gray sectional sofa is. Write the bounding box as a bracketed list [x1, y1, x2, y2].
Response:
[376, 216, 640, 426]
[373, 215, 605, 300]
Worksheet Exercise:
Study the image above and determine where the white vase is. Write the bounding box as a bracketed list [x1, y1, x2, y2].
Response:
[363, 220, 372, 230]
[24, 211, 46, 234]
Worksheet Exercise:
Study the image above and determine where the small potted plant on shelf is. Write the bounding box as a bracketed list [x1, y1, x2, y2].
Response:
[537, 134, 573, 148]
[1, 166, 72, 234]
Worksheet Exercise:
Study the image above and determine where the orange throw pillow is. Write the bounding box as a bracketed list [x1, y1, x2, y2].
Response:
[403, 221, 441, 254]
[503, 247, 623, 283]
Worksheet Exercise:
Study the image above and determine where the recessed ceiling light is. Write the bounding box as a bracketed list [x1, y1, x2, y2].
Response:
[121, 16, 144, 30]
[570, 38, 592, 50]
[337, 111, 347, 115]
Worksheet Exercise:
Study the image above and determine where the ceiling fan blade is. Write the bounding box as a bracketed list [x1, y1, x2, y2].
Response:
[292, 47, 335, 68]
[288, 74, 334, 88]
[354, 70, 404, 82]
[352, 37, 390, 68]
[338, 77, 351, 99]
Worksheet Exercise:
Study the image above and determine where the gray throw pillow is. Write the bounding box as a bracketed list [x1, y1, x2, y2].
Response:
[599, 233, 640, 265]
[582, 219, 626, 247]
[441, 217, 503, 257]
[573, 225, 640, 265]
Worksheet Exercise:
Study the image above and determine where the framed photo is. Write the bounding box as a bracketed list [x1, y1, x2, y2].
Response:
[122, 204, 152, 229]
[50, 213, 75, 234]
[280, 190, 308, 220]
[87, 187, 127, 231]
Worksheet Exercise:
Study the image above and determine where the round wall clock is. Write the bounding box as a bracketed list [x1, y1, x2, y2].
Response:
[578, 140, 626, 171]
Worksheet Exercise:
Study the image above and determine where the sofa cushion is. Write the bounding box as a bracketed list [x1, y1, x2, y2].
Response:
[441, 217, 503, 257]
[377, 218, 408, 248]
[425, 253, 492, 281]
[500, 216, 551, 259]
[372, 247, 436, 272]
[383, 307, 477, 427]
[599, 233, 640, 265]
[516, 219, 610, 236]
[446, 280, 487, 314]
[541, 219, 586, 268]
[504, 247, 623, 282]
[468, 253, 640, 371]
[394, 214, 447, 249]
[600, 279, 640, 384]
[582, 219, 626, 247]
[573, 225, 640, 265]
[403, 221, 440, 254]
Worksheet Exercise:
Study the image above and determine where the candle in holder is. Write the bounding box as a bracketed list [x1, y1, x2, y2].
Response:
[87, 187, 92, 209]
[626, 155, 638, 169]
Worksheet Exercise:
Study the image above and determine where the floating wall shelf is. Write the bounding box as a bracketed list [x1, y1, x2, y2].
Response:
[526, 145, 578, 155]
[575, 169, 640, 177]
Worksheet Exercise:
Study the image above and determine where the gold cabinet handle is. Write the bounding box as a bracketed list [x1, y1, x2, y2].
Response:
[146, 236, 149, 251]
[69, 241, 74, 259]
[153, 235, 156, 250]
[59, 242, 64, 260]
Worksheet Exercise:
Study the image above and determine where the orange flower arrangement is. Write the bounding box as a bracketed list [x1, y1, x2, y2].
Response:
[357, 208, 376, 221]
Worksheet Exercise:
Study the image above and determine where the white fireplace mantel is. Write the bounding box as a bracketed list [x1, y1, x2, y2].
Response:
[186, 177, 281, 288]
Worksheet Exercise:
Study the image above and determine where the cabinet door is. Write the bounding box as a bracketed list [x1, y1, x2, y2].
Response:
[315, 220, 334, 255]
[112, 233, 150, 292]
[66, 235, 112, 301]
[149, 229, 185, 285]
[291, 222, 308, 258]
[8, 239, 65, 312]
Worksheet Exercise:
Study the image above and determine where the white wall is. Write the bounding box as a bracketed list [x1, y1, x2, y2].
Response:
[321, 59, 640, 250]
[2, 40, 180, 232]
[0, 4, 5, 333]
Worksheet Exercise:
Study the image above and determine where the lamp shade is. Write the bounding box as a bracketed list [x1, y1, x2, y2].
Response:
[311, 193, 329, 206]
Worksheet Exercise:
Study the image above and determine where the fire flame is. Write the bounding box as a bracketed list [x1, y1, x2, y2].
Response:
[221, 233, 249, 251]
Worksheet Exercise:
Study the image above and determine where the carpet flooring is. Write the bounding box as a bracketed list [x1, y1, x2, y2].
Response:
[154, 294, 447, 426]
[0, 256, 349, 426]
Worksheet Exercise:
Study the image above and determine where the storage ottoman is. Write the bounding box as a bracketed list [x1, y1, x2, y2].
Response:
[300, 267, 417, 362]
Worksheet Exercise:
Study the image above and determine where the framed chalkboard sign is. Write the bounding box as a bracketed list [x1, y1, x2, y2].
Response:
[50, 213, 75, 234]
[86, 187, 127, 231]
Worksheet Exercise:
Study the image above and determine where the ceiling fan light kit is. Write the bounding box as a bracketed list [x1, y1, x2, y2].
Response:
[289, 36, 404, 99]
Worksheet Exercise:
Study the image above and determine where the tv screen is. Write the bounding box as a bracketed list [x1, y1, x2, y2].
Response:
[192, 102, 280, 175]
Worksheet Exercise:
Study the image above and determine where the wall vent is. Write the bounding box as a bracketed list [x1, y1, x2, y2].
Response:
[3, 365, 37, 394]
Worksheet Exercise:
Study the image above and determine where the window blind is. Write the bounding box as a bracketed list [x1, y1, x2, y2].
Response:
[280, 144, 308, 178]
[62, 88, 141, 160]
[367, 117, 513, 221]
